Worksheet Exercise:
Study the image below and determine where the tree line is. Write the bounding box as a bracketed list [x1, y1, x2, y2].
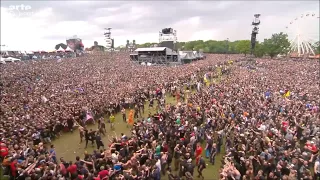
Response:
[135, 32, 320, 58]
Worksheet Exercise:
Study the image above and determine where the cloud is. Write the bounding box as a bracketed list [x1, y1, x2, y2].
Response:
[0, 1, 319, 51]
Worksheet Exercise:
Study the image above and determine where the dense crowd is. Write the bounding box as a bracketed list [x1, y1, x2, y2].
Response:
[1, 51, 77, 61]
[215, 60, 319, 180]
[0, 53, 319, 180]
[0, 53, 231, 179]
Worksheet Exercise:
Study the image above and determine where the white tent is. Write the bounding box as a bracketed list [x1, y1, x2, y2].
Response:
[11, 57, 21, 61]
[65, 46, 73, 52]
[179, 51, 187, 59]
[1, 57, 7, 64]
[188, 52, 196, 59]
[2, 57, 21, 62]
[26, 51, 34, 54]
[57, 47, 65, 52]
[193, 51, 200, 58]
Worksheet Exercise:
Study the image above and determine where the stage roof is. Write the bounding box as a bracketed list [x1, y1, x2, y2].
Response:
[135, 47, 166, 52]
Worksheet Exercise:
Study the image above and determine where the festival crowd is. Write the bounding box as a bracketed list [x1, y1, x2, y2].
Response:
[0, 53, 319, 180]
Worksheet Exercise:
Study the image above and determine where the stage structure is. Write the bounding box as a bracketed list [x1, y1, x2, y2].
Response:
[250, 14, 261, 55]
[66, 35, 84, 52]
[129, 28, 203, 66]
[130, 47, 179, 65]
[104, 28, 114, 51]
[126, 40, 136, 52]
[159, 28, 177, 51]
[178, 51, 205, 64]
[193, 51, 206, 60]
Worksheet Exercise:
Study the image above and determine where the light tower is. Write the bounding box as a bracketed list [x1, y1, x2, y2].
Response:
[104, 28, 114, 51]
[250, 14, 261, 55]
[126, 40, 136, 52]
[159, 28, 178, 51]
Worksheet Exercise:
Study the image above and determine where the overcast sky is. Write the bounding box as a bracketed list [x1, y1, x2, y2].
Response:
[1, 1, 319, 51]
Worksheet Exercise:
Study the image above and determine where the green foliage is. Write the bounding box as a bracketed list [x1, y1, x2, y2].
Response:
[235, 40, 251, 56]
[253, 42, 265, 58]
[136, 42, 158, 48]
[134, 40, 240, 54]
[262, 32, 290, 58]
[313, 41, 320, 54]
[125, 32, 292, 58]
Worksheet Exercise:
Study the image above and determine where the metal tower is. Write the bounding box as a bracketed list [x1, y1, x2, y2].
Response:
[104, 28, 114, 51]
[159, 28, 177, 51]
[250, 14, 261, 55]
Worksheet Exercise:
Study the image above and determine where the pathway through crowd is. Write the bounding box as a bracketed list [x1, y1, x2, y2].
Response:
[53, 83, 226, 179]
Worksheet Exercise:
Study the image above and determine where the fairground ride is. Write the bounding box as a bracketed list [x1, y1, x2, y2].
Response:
[285, 13, 319, 58]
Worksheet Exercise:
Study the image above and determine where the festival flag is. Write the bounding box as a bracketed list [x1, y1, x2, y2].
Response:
[284, 90, 291, 98]
[204, 73, 208, 82]
[265, 91, 271, 98]
[74, 88, 84, 93]
[204, 73, 210, 86]
[128, 110, 134, 126]
[84, 111, 95, 123]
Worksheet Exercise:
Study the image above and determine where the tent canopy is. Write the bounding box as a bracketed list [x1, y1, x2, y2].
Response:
[26, 51, 34, 54]
[57, 47, 65, 52]
[65, 46, 73, 52]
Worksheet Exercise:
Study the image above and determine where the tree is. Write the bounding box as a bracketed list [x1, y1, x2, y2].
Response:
[253, 42, 265, 58]
[137, 42, 159, 48]
[313, 41, 320, 54]
[262, 32, 290, 58]
[131, 40, 244, 54]
[235, 40, 251, 56]
[126, 32, 291, 56]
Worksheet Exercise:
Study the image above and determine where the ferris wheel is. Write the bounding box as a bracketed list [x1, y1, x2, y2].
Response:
[285, 13, 319, 57]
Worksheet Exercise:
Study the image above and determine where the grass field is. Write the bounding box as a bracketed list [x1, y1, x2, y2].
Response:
[50, 92, 224, 180]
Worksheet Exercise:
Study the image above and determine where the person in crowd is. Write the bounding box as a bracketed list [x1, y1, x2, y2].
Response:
[197, 155, 206, 179]
[84, 128, 94, 148]
[95, 132, 104, 150]
[98, 118, 106, 136]
[195, 143, 203, 165]
[78, 126, 85, 144]
[210, 143, 217, 165]
[121, 107, 126, 123]
[50, 144, 57, 163]
[109, 114, 115, 130]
